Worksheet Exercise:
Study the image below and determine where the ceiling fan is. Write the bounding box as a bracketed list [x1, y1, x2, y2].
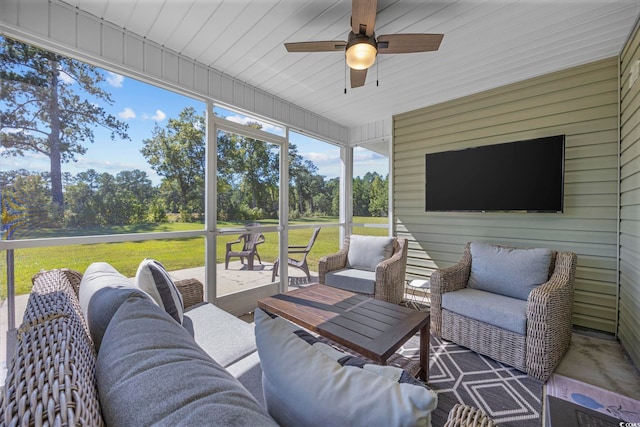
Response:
[284, 0, 444, 88]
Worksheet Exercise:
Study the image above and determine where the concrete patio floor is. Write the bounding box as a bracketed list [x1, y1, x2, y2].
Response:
[169, 260, 319, 296]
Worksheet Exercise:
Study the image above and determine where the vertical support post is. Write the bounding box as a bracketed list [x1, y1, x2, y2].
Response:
[340, 146, 353, 245]
[205, 101, 217, 304]
[5, 245, 16, 362]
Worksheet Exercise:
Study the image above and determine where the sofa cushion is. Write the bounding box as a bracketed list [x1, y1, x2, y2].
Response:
[468, 242, 552, 300]
[225, 350, 264, 407]
[442, 288, 528, 335]
[183, 302, 257, 368]
[78, 262, 148, 350]
[254, 308, 437, 427]
[135, 258, 184, 323]
[347, 235, 395, 271]
[96, 294, 278, 427]
[324, 268, 376, 295]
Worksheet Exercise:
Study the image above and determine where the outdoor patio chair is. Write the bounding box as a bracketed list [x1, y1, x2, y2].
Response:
[318, 235, 408, 304]
[430, 241, 577, 381]
[272, 227, 321, 282]
[225, 226, 265, 270]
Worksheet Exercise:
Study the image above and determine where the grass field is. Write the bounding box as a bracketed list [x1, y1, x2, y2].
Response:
[2, 217, 388, 296]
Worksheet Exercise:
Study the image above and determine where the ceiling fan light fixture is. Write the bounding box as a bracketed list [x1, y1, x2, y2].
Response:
[345, 34, 377, 70]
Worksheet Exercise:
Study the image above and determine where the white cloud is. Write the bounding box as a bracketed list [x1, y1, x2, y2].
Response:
[106, 72, 124, 88]
[304, 151, 334, 163]
[118, 107, 136, 120]
[225, 115, 284, 136]
[150, 110, 166, 121]
[142, 110, 166, 121]
[58, 71, 76, 85]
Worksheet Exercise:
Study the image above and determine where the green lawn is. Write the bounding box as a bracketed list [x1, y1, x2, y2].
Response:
[2, 217, 388, 296]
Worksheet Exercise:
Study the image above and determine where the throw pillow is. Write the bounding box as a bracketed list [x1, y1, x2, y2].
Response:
[135, 258, 184, 323]
[96, 295, 278, 427]
[254, 308, 437, 427]
[78, 261, 148, 350]
[347, 235, 395, 271]
[468, 242, 552, 300]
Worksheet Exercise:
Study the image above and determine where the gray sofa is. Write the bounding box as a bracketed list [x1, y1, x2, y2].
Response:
[430, 241, 577, 381]
[0, 263, 277, 426]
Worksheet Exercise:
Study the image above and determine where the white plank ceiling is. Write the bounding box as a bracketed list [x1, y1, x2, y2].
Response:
[63, 0, 639, 131]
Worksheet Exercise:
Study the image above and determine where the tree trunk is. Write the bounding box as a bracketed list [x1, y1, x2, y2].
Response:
[48, 58, 64, 219]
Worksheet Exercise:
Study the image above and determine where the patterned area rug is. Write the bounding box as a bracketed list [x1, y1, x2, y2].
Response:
[402, 333, 543, 426]
[317, 332, 543, 426]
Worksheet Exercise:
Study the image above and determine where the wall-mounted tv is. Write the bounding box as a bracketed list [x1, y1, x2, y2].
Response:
[425, 135, 565, 213]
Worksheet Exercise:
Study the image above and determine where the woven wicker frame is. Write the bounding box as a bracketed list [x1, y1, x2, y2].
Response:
[430, 242, 577, 381]
[1, 269, 105, 426]
[0, 269, 206, 426]
[444, 403, 496, 427]
[318, 235, 409, 304]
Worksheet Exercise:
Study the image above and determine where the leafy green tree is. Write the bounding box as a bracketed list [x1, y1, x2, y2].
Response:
[65, 168, 154, 226]
[0, 36, 129, 218]
[217, 123, 279, 220]
[368, 174, 388, 216]
[141, 107, 205, 220]
[1, 173, 52, 234]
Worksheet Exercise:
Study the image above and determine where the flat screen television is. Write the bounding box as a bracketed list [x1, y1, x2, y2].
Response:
[425, 135, 565, 212]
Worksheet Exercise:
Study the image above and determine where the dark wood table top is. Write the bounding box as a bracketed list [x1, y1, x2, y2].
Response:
[257, 284, 430, 363]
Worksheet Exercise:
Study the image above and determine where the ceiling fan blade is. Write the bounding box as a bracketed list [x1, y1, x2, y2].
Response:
[351, 0, 377, 36]
[350, 68, 367, 88]
[285, 41, 347, 52]
[377, 34, 444, 54]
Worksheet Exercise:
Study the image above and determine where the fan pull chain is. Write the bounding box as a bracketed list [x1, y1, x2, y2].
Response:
[344, 59, 348, 94]
[376, 59, 379, 86]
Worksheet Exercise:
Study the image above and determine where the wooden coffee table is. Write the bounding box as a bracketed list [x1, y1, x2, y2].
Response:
[258, 284, 431, 381]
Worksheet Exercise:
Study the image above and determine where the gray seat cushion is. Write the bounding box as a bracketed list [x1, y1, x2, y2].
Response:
[441, 288, 528, 335]
[324, 268, 376, 295]
[183, 302, 257, 368]
[96, 294, 277, 427]
[226, 350, 264, 407]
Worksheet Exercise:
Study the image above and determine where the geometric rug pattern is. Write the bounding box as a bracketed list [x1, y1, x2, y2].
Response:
[398, 334, 543, 427]
[316, 331, 543, 427]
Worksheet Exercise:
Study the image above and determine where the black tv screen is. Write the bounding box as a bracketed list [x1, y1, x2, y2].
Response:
[425, 135, 565, 212]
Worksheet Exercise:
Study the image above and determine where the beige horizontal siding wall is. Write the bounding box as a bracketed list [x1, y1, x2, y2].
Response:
[619, 22, 640, 367]
[394, 58, 619, 333]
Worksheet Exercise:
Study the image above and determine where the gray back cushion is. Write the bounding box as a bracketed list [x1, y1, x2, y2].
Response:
[468, 242, 552, 300]
[97, 295, 278, 427]
[78, 262, 148, 350]
[347, 235, 395, 271]
[254, 308, 437, 427]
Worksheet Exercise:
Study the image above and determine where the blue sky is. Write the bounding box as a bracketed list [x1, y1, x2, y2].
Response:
[2, 68, 388, 185]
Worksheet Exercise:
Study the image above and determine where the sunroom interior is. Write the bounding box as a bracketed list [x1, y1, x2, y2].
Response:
[1, 0, 639, 387]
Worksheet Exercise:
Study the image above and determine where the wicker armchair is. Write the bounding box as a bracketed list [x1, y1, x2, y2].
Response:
[318, 235, 408, 304]
[430, 242, 577, 381]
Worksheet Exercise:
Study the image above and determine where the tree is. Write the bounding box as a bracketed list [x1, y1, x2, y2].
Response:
[368, 174, 388, 216]
[1, 173, 52, 233]
[65, 168, 155, 226]
[0, 36, 129, 219]
[141, 107, 205, 219]
[216, 123, 279, 220]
